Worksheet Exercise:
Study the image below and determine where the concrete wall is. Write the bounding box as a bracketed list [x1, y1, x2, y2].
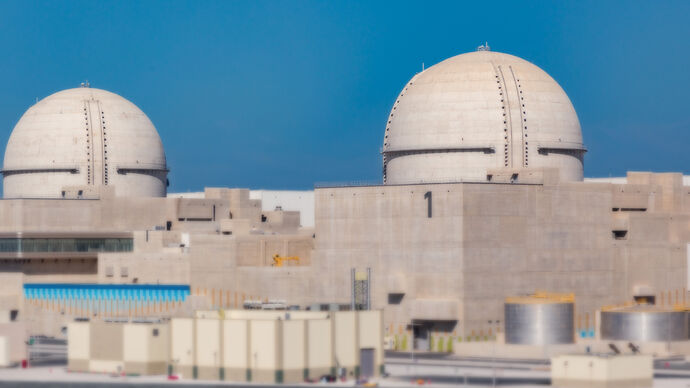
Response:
[0, 322, 26, 364]
[68, 321, 168, 375]
[306, 319, 332, 379]
[222, 319, 248, 381]
[123, 323, 168, 375]
[282, 319, 305, 382]
[334, 311, 357, 373]
[312, 172, 690, 337]
[0, 187, 315, 336]
[89, 322, 124, 373]
[6, 170, 688, 353]
[98, 252, 189, 284]
[249, 320, 278, 383]
[169, 310, 383, 383]
[250, 190, 315, 228]
[195, 318, 221, 380]
[0, 337, 9, 367]
[552, 354, 653, 387]
[67, 322, 89, 372]
[359, 311, 384, 370]
[170, 318, 194, 378]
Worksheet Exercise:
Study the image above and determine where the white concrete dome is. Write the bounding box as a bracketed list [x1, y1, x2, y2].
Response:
[383, 50, 585, 184]
[2, 87, 168, 198]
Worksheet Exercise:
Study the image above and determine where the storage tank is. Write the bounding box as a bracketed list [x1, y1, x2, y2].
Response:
[600, 306, 688, 342]
[504, 292, 575, 345]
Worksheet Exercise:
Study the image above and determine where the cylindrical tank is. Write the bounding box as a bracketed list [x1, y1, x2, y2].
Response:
[504, 293, 575, 345]
[600, 306, 688, 342]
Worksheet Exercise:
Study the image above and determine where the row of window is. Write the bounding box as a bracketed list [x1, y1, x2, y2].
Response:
[0, 238, 133, 253]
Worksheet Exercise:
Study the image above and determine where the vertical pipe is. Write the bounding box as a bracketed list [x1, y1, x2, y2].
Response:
[351, 268, 355, 311]
[367, 267, 371, 310]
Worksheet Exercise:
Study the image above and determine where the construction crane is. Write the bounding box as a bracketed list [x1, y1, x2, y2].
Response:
[272, 254, 300, 267]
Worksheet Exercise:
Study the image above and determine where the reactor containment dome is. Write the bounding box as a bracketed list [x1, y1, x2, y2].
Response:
[382, 49, 586, 184]
[2, 87, 168, 198]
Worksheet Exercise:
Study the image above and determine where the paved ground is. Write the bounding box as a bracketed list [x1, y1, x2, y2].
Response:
[0, 356, 689, 387]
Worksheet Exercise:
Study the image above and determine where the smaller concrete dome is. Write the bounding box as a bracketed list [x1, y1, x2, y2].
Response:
[2, 87, 168, 198]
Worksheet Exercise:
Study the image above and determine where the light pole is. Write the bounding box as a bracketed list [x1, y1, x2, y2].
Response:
[409, 322, 422, 382]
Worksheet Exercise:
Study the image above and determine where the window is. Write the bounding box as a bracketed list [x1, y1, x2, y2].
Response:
[0, 238, 133, 253]
[612, 230, 628, 240]
[388, 293, 404, 305]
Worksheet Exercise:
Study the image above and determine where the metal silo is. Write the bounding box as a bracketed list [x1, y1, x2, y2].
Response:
[504, 292, 575, 345]
[600, 306, 688, 342]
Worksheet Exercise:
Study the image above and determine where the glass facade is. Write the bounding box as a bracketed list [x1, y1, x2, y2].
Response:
[0, 238, 133, 253]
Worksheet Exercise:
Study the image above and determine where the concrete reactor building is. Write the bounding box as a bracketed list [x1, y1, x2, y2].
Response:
[0, 47, 688, 362]
[3, 87, 168, 199]
[382, 50, 585, 184]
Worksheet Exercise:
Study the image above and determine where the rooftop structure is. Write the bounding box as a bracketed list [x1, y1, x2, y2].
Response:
[2, 87, 168, 199]
[382, 50, 585, 184]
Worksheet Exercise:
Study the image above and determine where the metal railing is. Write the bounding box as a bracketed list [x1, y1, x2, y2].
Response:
[28, 337, 67, 366]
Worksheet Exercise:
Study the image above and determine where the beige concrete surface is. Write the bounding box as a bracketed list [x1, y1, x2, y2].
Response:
[69, 321, 169, 375]
[169, 318, 193, 374]
[312, 171, 690, 339]
[3, 87, 167, 199]
[67, 322, 89, 371]
[0, 321, 27, 364]
[552, 354, 653, 388]
[382, 51, 584, 184]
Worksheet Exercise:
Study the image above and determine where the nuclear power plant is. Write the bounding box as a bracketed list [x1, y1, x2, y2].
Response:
[0, 48, 688, 384]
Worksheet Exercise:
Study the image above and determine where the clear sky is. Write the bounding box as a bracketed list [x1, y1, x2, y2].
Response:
[0, 1, 687, 192]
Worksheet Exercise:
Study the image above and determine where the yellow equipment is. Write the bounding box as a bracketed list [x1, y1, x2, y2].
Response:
[272, 254, 300, 267]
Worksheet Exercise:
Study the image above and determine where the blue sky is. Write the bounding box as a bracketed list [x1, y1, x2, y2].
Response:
[0, 1, 687, 191]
